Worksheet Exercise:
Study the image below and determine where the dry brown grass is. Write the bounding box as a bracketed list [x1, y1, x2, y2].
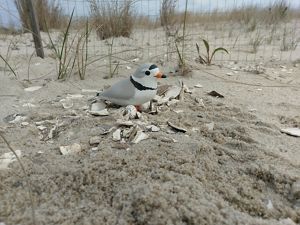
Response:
[158, 0, 296, 29]
[89, 0, 134, 40]
[14, 0, 67, 32]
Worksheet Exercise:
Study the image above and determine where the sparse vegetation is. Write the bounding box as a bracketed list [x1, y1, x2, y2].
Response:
[249, 32, 263, 53]
[196, 39, 228, 65]
[280, 26, 298, 51]
[105, 38, 120, 78]
[14, 0, 67, 32]
[160, 0, 180, 37]
[46, 9, 77, 80]
[89, 0, 134, 40]
[76, 20, 92, 80]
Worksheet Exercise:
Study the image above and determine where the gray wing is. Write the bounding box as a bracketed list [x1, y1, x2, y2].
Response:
[99, 78, 135, 101]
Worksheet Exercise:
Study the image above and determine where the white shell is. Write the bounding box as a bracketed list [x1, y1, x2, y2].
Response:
[164, 86, 182, 100]
[89, 136, 101, 145]
[60, 99, 73, 109]
[281, 128, 300, 137]
[59, 143, 82, 155]
[146, 125, 160, 132]
[205, 122, 214, 131]
[124, 105, 138, 119]
[24, 86, 42, 92]
[89, 102, 109, 116]
[131, 130, 149, 144]
[194, 84, 203, 88]
[113, 129, 122, 141]
[167, 121, 187, 133]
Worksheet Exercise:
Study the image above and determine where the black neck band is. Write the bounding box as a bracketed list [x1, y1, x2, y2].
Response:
[130, 76, 157, 91]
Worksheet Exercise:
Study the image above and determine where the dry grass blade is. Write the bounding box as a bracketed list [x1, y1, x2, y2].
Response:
[0, 54, 17, 77]
[0, 132, 36, 225]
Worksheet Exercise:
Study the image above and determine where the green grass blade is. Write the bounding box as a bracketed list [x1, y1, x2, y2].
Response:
[44, 19, 59, 57]
[196, 43, 200, 54]
[202, 39, 210, 57]
[59, 8, 74, 61]
[211, 47, 229, 61]
[175, 41, 184, 66]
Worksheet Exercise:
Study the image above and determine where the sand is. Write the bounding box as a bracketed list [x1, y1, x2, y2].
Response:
[0, 24, 300, 225]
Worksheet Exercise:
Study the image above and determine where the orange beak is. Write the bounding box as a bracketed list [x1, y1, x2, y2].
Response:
[154, 71, 167, 79]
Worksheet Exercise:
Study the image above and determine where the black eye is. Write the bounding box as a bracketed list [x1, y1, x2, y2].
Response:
[145, 70, 150, 75]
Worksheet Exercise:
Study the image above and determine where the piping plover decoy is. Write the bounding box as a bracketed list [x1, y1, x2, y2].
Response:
[97, 63, 166, 107]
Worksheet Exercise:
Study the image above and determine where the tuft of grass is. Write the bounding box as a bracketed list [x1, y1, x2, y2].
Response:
[249, 32, 263, 53]
[280, 27, 298, 51]
[89, 0, 134, 40]
[160, 0, 181, 37]
[76, 20, 92, 80]
[196, 39, 228, 65]
[14, 0, 67, 32]
[46, 9, 77, 80]
[265, 0, 289, 25]
[105, 38, 120, 79]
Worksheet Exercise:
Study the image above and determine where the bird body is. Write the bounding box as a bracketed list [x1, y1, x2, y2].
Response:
[98, 63, 166, 106]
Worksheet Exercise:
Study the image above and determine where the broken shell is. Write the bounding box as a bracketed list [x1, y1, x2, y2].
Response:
[89, 136, 101, 145]
[207, 90, 224, 98]
[0, 150, 22, 170]
[81, 89, 98, 93]
[37, 125, 47, 131]
[90, 101, 106, 111]
[195, 97, 205, 107]
[21, 122, 29, 126]
[116, 119, 134, 127]
[113, 129, 122, 141]
[22, 103, 36, 108]
[98, 125, 114, 135]
[281, 128, 300, 137]
[140, 101, 151, 112]
[6, 114, 26, 124]
[48, 125, 58, 139]
[146, 125, 160, 132]
[167, 121, 187, 133]
[89, 102, 109, 116]
[59, 143, 82, 155]
[154, 96, 169, 105]
[60, 99, 73, 109]
[164, 85, 182, 100]
[124, 105, 138, 119]
[90, 109, 109, 116]
[24, 86, 42, 92]
[122, 127, 135, 138]
[183, 84, 193, 94]
[205, 122, 214, 131]
[66, 94, 84, 99]
[226, 72, 234, 76]
[194, 84, 203, 88]
[131, 130, 149, 144]
[167, 99, 179, 106]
